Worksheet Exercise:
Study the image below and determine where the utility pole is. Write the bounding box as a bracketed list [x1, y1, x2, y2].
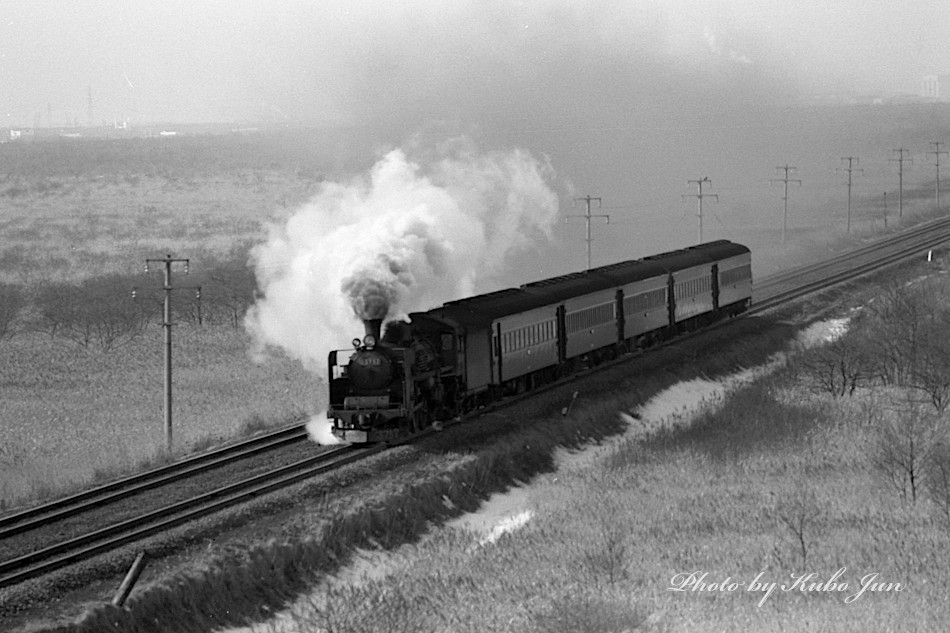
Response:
[929, 142, 948, 211]
[682, 177, 718, 243]
[883, 191, 888, 230]
[837, 157, 863, 233]
[889, 148, 912, 218]
[567, 195, 608, 269]
[770, 165, 801, 244]
[144, 254, 190, 454]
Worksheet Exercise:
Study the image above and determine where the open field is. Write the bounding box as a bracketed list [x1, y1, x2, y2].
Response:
[0, 132, 338, 507]
[0, 325, 317, 509]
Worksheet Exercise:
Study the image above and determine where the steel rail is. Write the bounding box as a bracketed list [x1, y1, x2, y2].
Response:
[755, 216, 950, 291]
[0, 445, 377, 588]
[751, 222, 950, 313]
[0, 425, 308, 538]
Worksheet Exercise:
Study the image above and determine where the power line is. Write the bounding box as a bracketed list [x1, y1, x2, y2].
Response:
[143, 254, 191, 454]
[682, 177, 718, 243]
[837, 157, 863, 233]
[929, 142, 948, 212]
[889, 148, 912, 218]
[566, 195, 609, 270]
[770, 165, 801, 244]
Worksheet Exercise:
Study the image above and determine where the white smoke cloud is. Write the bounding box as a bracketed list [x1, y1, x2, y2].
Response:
[306, 412, 342, 445]
[245, 140, 559, 382]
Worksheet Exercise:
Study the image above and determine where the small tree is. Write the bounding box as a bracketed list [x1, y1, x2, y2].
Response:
[863, 282, 927, 386]
[197, 244, 256, 327]
[926, 442, 950, 530]
[872, 391, 946, 504]
[34, 275, 148, 350]
[800, 332, 871, 397]
[771, 488, 820, 572]
[906, 299, 950, 412]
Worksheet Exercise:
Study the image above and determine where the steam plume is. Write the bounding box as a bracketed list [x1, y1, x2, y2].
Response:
[245, 140, 559, 388]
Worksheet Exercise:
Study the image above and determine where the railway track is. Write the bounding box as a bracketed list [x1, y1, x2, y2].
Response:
[3, 216, 950, 591]
[0, 424, 308, 539]
[751, 215, 950, 311]
[0, 443, 378, 589]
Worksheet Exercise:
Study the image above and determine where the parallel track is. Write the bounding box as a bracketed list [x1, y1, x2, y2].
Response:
[0, 445, 377, 588]
[3, 216, 950, 590]
[0, 424, 308, 539]
[751, 216, 950, 311]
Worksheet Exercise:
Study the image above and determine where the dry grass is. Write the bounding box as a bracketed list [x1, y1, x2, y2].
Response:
[0, 137, 331, 508]
[251, 376, 948, 632]
[231, 320, 949, 632]
[0, 325, 316, 509]
[0, 172, 320, 284]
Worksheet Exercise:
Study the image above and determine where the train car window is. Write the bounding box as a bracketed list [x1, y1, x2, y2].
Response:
[721, 264, 751, 285]
[567, 302, 615, 334]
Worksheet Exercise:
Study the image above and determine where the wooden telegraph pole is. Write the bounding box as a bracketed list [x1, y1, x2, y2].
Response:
[145, 254, 190, 454]
[837, 157, 863, 233]
[770, 165, 801, 244]
[683, 177, 717, 243]
[889, 148, 912, 218]
[567, 195, 609, 270]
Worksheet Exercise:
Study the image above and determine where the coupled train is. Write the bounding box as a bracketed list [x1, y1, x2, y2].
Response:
[328, 240, 753, 442]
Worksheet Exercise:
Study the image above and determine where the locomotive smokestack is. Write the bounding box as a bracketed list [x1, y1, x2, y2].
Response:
[364, 318, 382, 342]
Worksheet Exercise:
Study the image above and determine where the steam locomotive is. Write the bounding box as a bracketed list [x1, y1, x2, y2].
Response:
[327, 240, 752, 442]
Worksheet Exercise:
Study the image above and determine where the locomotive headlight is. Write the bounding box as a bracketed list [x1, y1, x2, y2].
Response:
[363, 334, 377, 349]
[352, 338, 362, 349]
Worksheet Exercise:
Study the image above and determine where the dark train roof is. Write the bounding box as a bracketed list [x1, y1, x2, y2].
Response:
[417, 241, 749, 327]
[687, 239, 751, 259]
[432, 287, 556, 326]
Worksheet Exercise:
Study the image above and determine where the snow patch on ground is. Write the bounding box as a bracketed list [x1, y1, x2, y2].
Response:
[797, 316, 851, 347]
[444, 485, 533, 545]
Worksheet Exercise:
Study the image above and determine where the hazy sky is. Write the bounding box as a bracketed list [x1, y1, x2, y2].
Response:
[2, 0, 950, 127]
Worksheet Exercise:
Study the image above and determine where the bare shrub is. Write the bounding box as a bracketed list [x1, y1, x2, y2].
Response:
[581, 513, 631, 586]
[771, 487, 821, 572]
[194, 244, 256, 327]
[800, 332, 871, 397]
[872, 392, 947, 504]
[909, 314, 950, 412]
[926, 442, 950, 529]
[863, 282, 928, 386]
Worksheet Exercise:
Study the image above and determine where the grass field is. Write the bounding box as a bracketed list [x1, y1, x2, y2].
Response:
[0, 325, 317, 509]
[0, 134, 333, 508]
[251, 299, 950, 632]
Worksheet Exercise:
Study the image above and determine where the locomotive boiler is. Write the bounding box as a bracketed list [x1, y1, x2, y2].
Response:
[328, 318, 450, 442]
